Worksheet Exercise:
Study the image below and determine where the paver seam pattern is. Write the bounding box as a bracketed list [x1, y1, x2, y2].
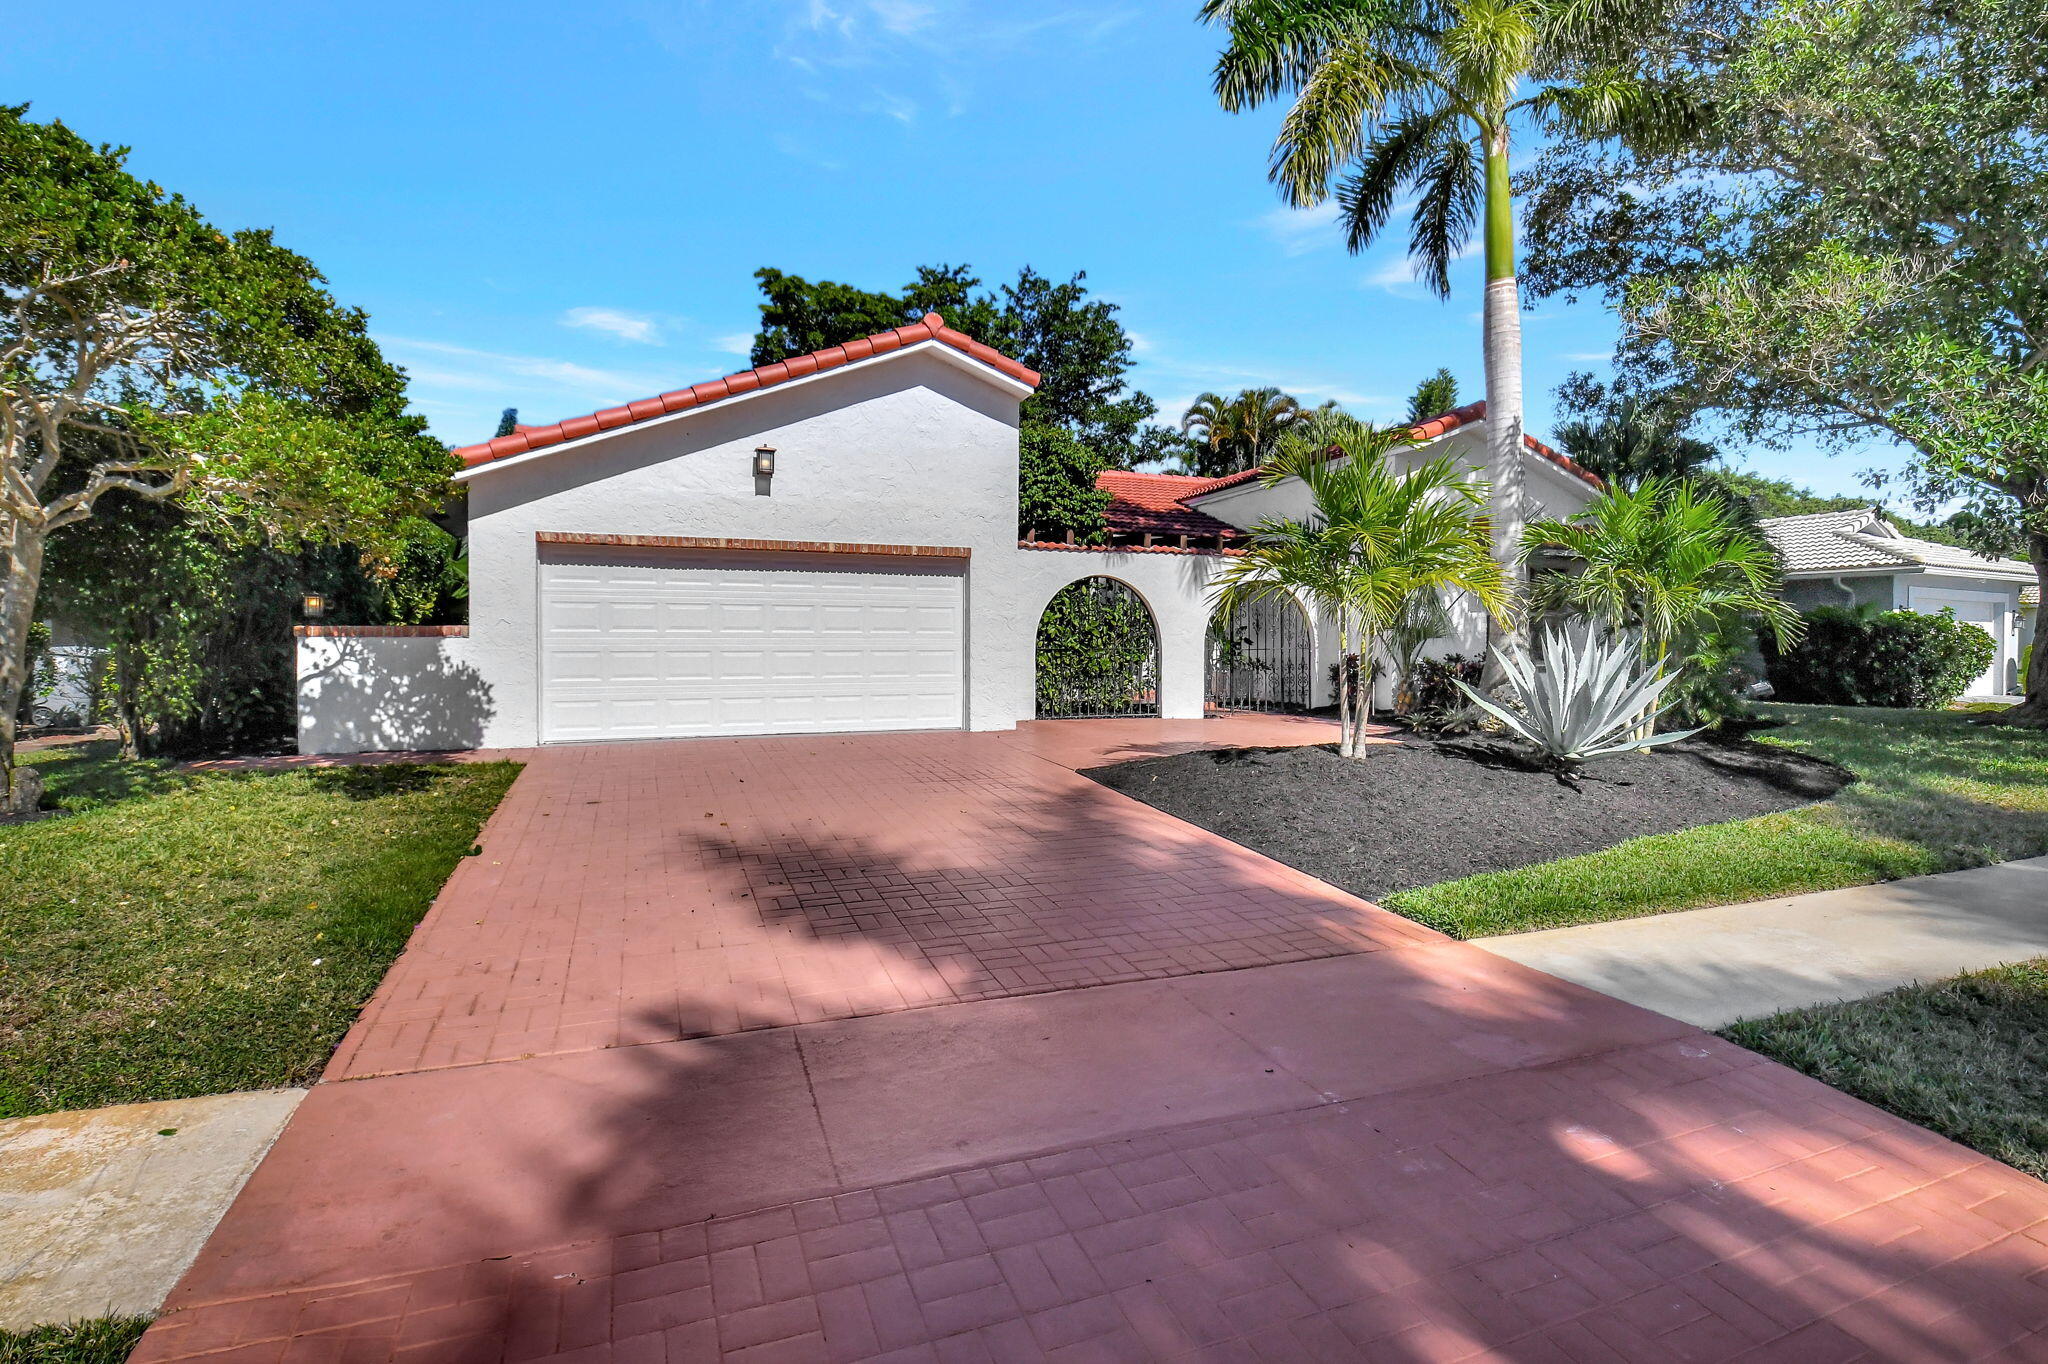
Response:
[132, 1036, 2048, 1363]
[323, 724, 1430, 1082]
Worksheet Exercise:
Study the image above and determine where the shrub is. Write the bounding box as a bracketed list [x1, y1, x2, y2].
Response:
[1403, 653, 1481, 729]
[1765, 606, 1998, 708]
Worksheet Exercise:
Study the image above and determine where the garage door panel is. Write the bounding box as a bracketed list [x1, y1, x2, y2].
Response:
[540, 552, 964, 741]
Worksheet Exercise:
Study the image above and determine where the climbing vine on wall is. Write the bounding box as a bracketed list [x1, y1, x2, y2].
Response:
[1035, 578, 1159, 717]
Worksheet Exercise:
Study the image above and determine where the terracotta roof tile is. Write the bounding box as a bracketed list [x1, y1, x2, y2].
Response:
[456, 312, 1040, 469]
[1093, 470, 1243, 539]
[1187, 401, 1601, 498]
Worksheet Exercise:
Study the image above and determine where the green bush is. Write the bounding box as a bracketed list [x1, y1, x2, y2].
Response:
[1764, 605, 1998, 708]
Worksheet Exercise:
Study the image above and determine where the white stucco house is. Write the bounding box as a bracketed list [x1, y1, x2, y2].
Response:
[1761, 507, 2038, 699]
[295, 314, 1602, 754]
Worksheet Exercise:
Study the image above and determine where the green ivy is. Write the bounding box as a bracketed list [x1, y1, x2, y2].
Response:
[1035, 579, 1158, 716]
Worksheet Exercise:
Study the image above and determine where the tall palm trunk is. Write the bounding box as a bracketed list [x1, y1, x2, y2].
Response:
[1480, 122, 1527, 685]
[0, 515, 48, 810]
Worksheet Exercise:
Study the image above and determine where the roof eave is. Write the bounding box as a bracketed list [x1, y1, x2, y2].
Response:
[452, 340, 1035, 483]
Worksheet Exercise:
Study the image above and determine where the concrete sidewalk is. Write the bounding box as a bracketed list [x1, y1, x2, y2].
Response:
[1480, 855, 2048, 1028]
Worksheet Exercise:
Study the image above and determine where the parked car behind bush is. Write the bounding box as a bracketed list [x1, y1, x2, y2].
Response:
[1764, 606, 1998, 708]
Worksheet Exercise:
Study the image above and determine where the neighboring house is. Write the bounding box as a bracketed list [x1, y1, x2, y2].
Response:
[1762, 508, 2037, 698]
[295, 315, 1600, 753]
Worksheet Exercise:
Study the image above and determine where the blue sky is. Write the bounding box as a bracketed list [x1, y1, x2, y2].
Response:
[14, 0, 1896, 496]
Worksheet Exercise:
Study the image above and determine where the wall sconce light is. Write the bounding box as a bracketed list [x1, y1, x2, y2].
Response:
[753, 444, 777, 478]
[301, 593, 328, 619]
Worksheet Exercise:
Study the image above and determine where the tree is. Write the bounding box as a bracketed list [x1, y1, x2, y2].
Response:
[1518, 0, 2048, 722]
[1406, 369, 1461, 423]
[1212, 434, 1509, 757]
[1552, 385, 1719, 488]
[0, 109, 453, 806]
[1202, 0, 1659, 661]
[1179, 388, 1302, 477]
[1017, 423, 1112, 544]
[494, 407, 519, 438]
[748, 263, 1156, 457]
[1522, 477, 1801, 726]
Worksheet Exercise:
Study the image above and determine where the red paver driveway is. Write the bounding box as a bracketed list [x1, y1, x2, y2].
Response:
[138, 719, 2048, 1363]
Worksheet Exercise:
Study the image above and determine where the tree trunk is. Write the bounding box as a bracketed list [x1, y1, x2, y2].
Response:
[1990, 529, 2048, 727]
[1478, 121, 1527, 690]
[0, 517, 48, 809]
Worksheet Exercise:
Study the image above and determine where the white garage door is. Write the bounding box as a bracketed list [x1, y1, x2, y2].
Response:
[1907, 586, 2004, 695]
[540, 549, 964, 742]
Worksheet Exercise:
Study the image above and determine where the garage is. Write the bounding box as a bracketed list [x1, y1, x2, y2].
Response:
[1906, 583, 2008, 696]
[539, 546, 965, 742]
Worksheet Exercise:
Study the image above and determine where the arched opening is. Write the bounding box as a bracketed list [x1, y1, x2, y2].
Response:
[1206, 593, 1312, 713]
[1034, 577, 1160, 719]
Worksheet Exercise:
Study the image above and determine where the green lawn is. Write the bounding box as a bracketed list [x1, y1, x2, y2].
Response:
[0, 1318, 152, 1364]
[0, 742, 519, 1118]
[1724, 959, 2048, 1180]
[1385, 704, 2048, 938]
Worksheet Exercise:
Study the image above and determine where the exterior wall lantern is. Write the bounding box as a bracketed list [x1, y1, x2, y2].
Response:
[753, 445, 776, 478]
[301, 593, 328, 619]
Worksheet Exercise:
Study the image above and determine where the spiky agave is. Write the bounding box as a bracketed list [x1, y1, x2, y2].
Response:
[1454, 621, 1697, 769]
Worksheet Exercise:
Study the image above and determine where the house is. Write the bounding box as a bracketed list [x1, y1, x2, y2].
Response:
[295, 315, 1600, 754]
[1761, 507, 2037, 698]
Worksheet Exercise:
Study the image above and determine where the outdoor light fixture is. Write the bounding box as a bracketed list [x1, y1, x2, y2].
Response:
[301, 593, 328, 618]
[753, 444, 777, 478]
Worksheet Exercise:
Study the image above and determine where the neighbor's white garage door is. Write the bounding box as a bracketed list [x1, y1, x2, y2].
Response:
[1907, 585, 2005, 696]
[539, 549, 964, 742]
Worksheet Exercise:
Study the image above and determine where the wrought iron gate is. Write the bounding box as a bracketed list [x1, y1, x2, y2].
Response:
[1035, 577, 1160, 718]
[1207, 595, 1312, 712]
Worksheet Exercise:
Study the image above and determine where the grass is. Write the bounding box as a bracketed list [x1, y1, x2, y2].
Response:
[1723, 959, 2048, 1180]
[0, 742, 519, 1118]
[1384, 704, 2048, 938]
[0, 1318, 152, 1364]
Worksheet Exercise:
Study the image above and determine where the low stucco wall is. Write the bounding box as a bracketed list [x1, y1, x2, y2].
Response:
[296, 629, 492, 756]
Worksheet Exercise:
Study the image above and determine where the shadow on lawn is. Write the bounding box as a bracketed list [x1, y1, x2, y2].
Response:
[153, 731, 2048, 1361]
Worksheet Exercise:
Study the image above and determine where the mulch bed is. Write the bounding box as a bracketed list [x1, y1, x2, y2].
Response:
[1088, 733, 1853, 905]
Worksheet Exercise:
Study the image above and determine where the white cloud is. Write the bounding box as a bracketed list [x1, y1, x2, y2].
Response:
[711, 332, 756, 355]
[561, 306, 664, 345]
[1366, 238, 1482, 293]
[1256, 201, 1342, 257]
[868, 0, 933, 34]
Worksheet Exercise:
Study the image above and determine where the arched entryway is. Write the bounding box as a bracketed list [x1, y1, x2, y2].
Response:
[1206, 593, 1312, 712]
[1034, 577, 1160, 718]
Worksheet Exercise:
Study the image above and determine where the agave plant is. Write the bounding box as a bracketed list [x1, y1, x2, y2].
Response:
[1454, 623, 1698, 769]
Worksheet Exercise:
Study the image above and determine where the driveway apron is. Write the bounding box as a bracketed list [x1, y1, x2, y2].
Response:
[135, 719, 2048, 1363]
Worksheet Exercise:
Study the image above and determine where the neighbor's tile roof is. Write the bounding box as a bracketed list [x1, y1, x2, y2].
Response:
[454, 313, 1040, 470]
[1094, 470, 1244, 539]
[1185, 401, 1603, 499]
[1760, 508, 2036, 579]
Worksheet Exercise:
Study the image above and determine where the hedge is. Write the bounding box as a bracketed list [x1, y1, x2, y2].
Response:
[1764, 605, 1999, 708]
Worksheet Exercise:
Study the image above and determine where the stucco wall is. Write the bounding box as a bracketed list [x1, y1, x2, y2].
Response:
[297, 633, 492, 755]
[456, 347, 1028, 747]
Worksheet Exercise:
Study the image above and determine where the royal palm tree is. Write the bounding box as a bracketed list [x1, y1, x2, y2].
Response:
[1203, 0, 1669, 655]
[1213, 430, 1511, 757]
[1522, 477, 1801, 728]
[1180, 387, 1303, 476]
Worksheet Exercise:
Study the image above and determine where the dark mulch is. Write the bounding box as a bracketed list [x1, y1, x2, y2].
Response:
[1088, 735, 1852, 905]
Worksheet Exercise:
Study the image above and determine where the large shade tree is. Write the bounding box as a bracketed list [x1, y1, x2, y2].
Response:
[1520, 0, 2048, 722]
[0, 108, 452, 806]
[1202, 0, 1667, 652]
[1213, 431, 1509, 756]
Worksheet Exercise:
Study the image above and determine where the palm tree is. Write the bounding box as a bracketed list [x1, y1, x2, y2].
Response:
[1522, 477, 1802, 728]
[1180, 388, 1303, 476]
[1203, 0, 1665, 655]
[1554, 395, 1720, 489]
[1213, 429, 1511, 757]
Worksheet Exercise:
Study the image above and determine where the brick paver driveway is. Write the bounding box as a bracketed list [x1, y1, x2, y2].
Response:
[139, 720, 2048, 1363]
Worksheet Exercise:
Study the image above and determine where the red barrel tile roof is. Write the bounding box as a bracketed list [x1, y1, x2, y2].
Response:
[454, 313, 1040, 470]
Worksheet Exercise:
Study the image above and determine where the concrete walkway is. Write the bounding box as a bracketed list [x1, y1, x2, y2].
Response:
[134, 720, 2048, 1363]
[1480, 856, 2048, 1029]
[0, 1089, 302, 1328]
